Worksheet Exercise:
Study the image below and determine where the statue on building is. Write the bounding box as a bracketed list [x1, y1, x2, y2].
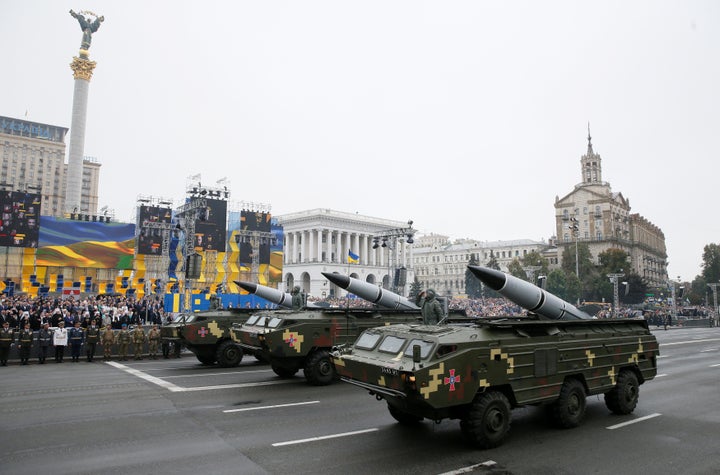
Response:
[70, 10, 104, 53]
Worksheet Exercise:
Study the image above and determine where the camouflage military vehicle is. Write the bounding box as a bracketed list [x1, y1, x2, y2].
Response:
[231, 308, 468, 385]
[332, 267, 659, 449]
[161, 308, 254, 367]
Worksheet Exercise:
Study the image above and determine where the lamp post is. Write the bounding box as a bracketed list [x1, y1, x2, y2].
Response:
[569, 217, 579, 278]
[372, 221, 415, 294]
[607, 272, 625, 318]
[708, 283, 719, 327]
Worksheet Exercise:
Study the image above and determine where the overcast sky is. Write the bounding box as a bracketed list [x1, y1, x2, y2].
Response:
[3, 1, 718, 282]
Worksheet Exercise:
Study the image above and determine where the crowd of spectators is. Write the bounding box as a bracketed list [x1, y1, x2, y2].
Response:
[0, 294, 166, 330]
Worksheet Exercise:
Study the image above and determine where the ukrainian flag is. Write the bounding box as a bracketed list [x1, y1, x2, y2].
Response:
[348, 250, 359, 264]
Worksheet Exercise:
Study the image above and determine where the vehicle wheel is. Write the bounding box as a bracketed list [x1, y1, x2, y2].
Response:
[272, 363, 299, 378]
[196, 352, 216, 365]
[303, 350, 335, 386]
[460, 391, 511, 449]
[549, 379, 587, 428]
[255, 353, 269, 363]
[216, 340, 243, 367]
[388, 403, 423, 425]
[604, 370, 639, 415]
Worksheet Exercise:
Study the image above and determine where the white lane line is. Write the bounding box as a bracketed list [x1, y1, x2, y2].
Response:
[224, 401, 320, 413]
[107, 361, 186, 392]
[655, 373, 668, 378]
[272, 428, 379, 447]
[438, 461, 498, 475]
[662, 338, 720, 346]
[606, 413, 662, 430]
[700, 348, 718, 352]
[107, 361, 294, 392]
[162, 369, 274, 379]
[657, 355, 668, 358]
[711, 363, 720, 368]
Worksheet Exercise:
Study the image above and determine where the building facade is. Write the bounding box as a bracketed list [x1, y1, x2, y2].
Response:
[0, 115, 101, 217]
[412, 233, 550, 297]
[277, 208, 415, 298]
[554, 131, 667, 287]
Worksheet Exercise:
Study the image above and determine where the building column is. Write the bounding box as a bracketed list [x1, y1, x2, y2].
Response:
[317, 229, 323, 263]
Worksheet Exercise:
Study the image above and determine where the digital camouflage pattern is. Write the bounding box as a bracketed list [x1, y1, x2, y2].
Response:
[160, 308, 253, 367]
[333, 316, 658, 449]
[231, 308, 469, 386]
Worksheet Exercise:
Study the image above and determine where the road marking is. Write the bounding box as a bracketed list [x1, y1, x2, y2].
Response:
[107, 361, 295, 392]
[700, 348, 718, 352]
[272, 428, 379, 447]
[438, 461, 498, 475]
[661, 338, 720, 346]
[606, 413, 661, 430]
[224, 400, 320, 413]
[711, 363, 720, 368]
[162, 369, 274, 378]
[655, 373, 668, 378]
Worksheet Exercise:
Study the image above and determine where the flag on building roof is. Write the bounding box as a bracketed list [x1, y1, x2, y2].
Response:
[348, 250, 359, 264]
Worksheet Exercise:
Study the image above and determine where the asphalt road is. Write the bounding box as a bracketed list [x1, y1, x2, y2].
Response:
[0, 326, 718, 475]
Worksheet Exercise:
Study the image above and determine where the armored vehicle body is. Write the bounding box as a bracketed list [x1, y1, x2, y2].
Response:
[161, 308, 253, 367]
[232, 308, 468, 385]
[333, 266, 659, 449]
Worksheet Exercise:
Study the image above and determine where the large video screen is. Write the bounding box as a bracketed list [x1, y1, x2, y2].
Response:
[238, 211, 271, 264]
[136, 205, 172, 255]
[0, 191, 41, 248]
[194, 198, 227, 252]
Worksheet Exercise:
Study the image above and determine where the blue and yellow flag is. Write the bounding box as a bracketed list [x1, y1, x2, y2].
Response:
[348, 250, 359, 264]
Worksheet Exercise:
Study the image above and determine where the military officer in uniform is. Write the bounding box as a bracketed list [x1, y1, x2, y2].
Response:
[68, 321, 84, 362]
[132, 323, 146, 360]
[147, 324, 160, 359]
[0, 321, 15, 366]
[415, 289, 445, 325]
[85, 320, 100, 362]
[17, 322, 34, 365]
[116, 324, 131, 361]
[38, 322, 53, 364]
[101, 324, 115, 361]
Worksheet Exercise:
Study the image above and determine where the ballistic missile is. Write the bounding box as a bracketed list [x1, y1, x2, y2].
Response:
[234, 281, 313, 309]
[467, 265, 592, 320]
[321, 272, 420, 310]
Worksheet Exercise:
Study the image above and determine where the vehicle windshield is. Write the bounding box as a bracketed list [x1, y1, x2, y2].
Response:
[378, 335, 405, 354]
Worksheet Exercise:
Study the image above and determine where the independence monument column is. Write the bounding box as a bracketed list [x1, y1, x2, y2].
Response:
[66, 9, 104, 215]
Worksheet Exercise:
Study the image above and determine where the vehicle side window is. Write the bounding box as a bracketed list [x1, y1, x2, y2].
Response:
[355, 332, 381, 350]
[403, 339, 435, 359]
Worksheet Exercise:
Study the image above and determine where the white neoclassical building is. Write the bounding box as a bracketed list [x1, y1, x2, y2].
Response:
[276, 209, 416, 298]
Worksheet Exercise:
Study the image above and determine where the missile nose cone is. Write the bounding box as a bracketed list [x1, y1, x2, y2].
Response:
[322, 272, 350, 289]
[234, 281, 258, 293]
[467, 265, 506, 291]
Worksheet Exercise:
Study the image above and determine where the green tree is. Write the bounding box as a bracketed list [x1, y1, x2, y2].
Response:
[701, 243, 720, 284]
[507, 259, 527, 280]
[408, 277, 423, 301]
[465, 254, 482, 298]
[620, 273, 648, 305]
[486, 252, 500, 271]
[546, 269, 580, 303]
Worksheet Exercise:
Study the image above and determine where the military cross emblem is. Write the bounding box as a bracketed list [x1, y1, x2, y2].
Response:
[444, 369, 461, 391]
[282, 329, 304, 352]
[198, 327, 208, 337]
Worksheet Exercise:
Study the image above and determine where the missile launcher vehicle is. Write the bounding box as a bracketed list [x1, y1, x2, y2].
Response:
[160, 307, 254, 367]
[232, 307, 470, 385]
[332, 266, 659, 448]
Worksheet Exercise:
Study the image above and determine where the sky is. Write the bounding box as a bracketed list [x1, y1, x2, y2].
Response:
[3, 1, 718, 282]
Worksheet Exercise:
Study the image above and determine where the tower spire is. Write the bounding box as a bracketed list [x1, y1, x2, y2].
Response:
[587, 122, 593, 154]
[580, 123, 602, 184]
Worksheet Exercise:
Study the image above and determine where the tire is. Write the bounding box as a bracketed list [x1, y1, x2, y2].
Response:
[460, 391, 511, 449]
[216, 340, 243, 367]
[303, 350, 335, 386]
[549, 379, 587, 428]
[272, 363, 299, 378]
[196, 352, 216, 365]
[604, 370, 639, 415]
[388, 403, 423, 425]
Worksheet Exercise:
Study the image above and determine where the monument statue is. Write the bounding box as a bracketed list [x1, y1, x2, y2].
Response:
[69, 9, 104, 54]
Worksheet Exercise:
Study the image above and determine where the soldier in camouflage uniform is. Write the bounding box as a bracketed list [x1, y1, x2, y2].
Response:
[132, 323, 146, 360]
[116, 323, 131, 361]
[85, 320, 101, 362]
[101, 325, 115, 361]
[17, 322, 34, 365]
[147, 324, 160, 359]
[0, 321, 15, 366]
